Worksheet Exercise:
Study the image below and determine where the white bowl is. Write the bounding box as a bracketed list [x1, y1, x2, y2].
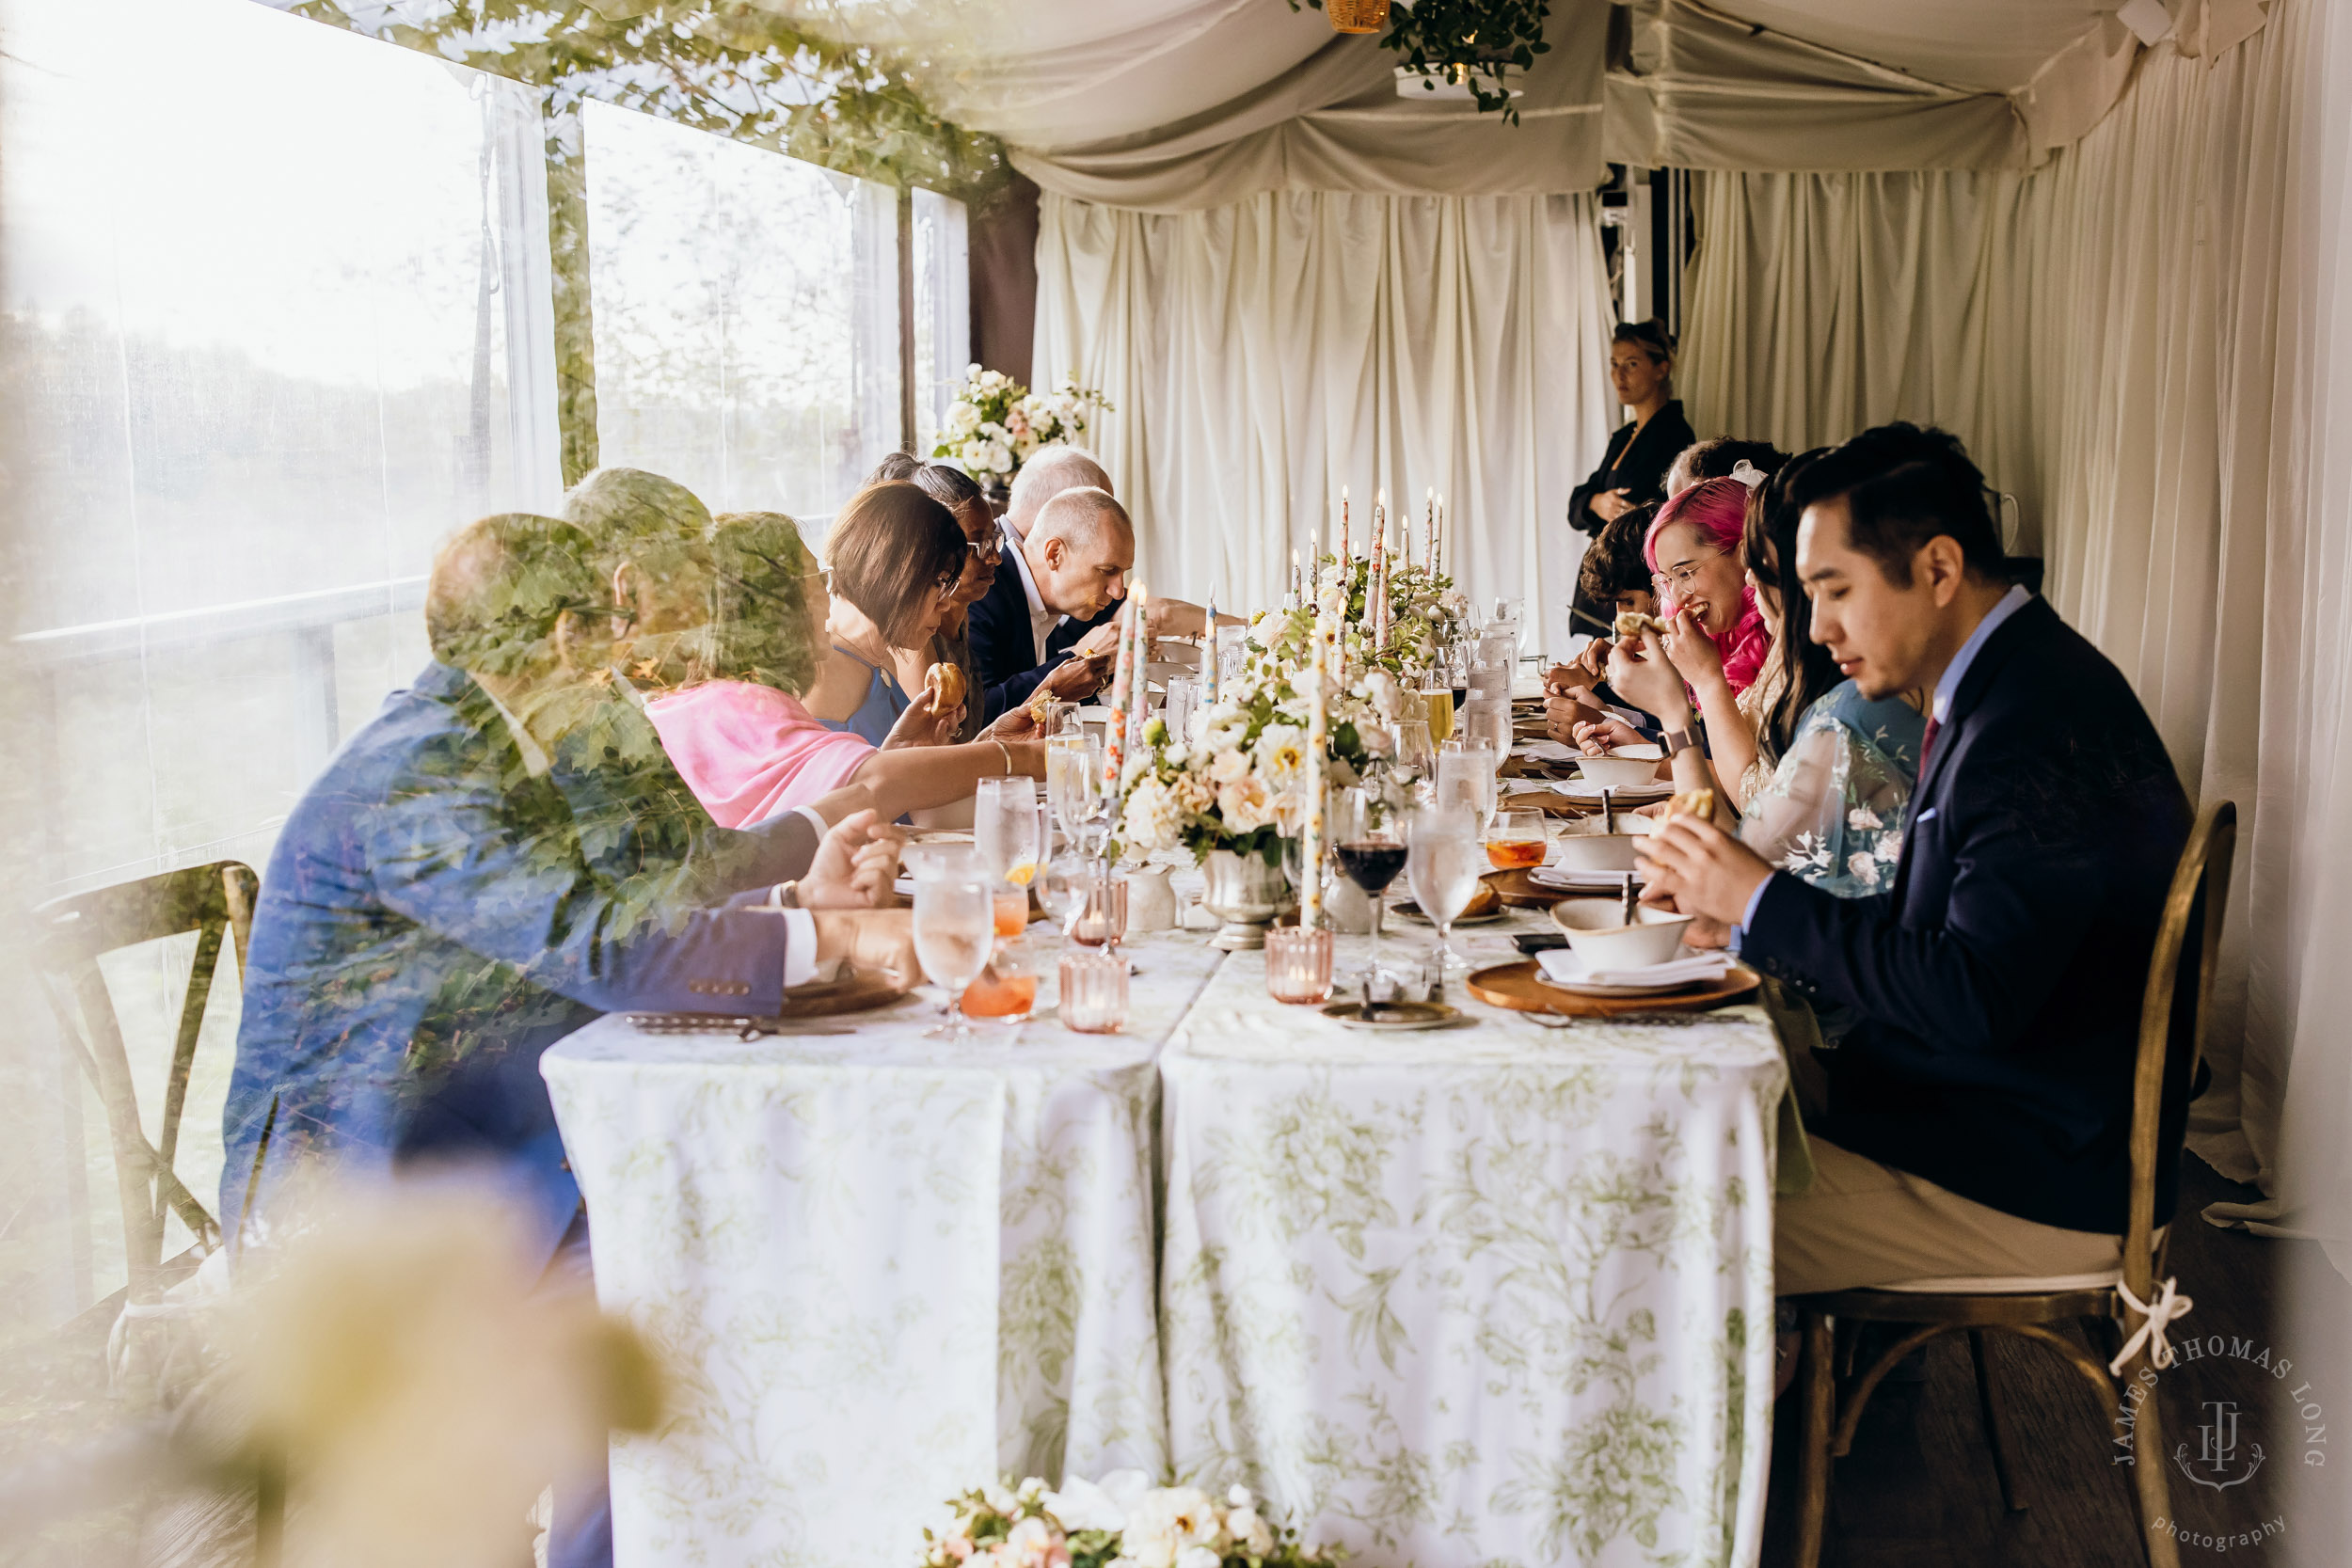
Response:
[1549, 832, 1639, 873]
[1548, 901, 1692, 968]
[1578, 744, 1666, 790]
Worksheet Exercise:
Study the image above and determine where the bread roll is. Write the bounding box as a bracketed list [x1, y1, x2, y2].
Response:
[925, 661, 966, 712]
[1664, 788, 1717, 824]
[1613, 610, 1670, 640]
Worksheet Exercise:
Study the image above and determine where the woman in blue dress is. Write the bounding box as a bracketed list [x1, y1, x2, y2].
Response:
[802, 481, 970, 746]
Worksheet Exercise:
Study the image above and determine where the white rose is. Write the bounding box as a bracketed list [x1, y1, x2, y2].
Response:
[1208, 746, 1252, 784]
[1253, 723, 1307, 791]
[981, 440, 1014, 474]
[1173, 1548, 1220, 1568]
[1226, 1485, 1253, 1511]
[1218, 776, 1275, 833]
[948, 401, 981, 436]
[1122, 777, 1181, 851]
[966, 361, 984, 377]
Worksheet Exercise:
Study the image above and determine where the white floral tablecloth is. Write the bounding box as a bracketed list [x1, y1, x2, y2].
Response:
[1158, 922, 1787, 1568]
[543, 927, 1224, 1568]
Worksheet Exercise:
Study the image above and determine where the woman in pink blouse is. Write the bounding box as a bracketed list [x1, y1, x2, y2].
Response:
[644, 510, 1045, 827]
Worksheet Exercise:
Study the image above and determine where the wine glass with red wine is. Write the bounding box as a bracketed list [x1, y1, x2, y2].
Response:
[1333, 786, 1408, 991]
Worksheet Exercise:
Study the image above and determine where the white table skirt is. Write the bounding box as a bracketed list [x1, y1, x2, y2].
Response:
[1158, 924, 1787, 1568]
[543, 926, 1222, 1568]
[548, 894, 1787, 1568]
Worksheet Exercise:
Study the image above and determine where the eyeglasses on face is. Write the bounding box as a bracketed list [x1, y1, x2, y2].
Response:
[1653, 548, 1725, 594]
[964, 534, 1003, 564]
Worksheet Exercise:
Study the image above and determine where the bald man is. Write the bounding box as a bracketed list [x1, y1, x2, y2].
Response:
[969, 485, 1136, 710]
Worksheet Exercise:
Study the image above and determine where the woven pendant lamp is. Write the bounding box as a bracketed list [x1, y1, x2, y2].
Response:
[1325, 0, 1391, 34]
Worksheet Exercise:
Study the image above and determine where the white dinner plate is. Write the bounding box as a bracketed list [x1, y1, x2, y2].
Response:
[1551, 779, 1674, 803]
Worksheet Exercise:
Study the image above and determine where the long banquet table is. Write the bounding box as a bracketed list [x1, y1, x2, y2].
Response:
[544, 866, 1788, 1568]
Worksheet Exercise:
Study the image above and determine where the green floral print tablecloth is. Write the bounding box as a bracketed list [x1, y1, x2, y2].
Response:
[542, 927, 1224, 1568]
[1158, 928, 1786, 1568]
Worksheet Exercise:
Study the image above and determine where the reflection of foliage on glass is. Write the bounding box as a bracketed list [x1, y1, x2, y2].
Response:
[703, 511, 819, 699]
[291, 1, 1008, 195]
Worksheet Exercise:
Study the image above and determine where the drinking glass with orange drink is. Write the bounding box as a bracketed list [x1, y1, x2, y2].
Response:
[1485, 809, 1549, 870]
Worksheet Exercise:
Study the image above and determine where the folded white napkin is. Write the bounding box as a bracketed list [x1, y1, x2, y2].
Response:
[1536, 948, 1732, 990]
[1515, 739, 1579, 762]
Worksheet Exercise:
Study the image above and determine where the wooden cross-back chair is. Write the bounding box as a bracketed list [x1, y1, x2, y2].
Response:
[1791, 799, 2236, 1568]
[34, 861, 259, 1311]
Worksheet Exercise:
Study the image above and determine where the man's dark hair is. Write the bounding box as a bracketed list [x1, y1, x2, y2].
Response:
[1676, 437, 1788, 485]
[426, 514, 611, 677]
[1578, 501, 1657, 607]
[1786, 422, 2009, 587]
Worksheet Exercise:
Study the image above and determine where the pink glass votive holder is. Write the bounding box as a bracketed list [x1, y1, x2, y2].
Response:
[1070, 869, 1129, 951]
[1058, 949, 1131, 1034]
[1264, 925, 1336, 1005]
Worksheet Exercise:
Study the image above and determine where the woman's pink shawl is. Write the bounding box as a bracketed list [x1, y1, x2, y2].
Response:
[1645, 477, 1773, 694]
[645, 679, 875, 828]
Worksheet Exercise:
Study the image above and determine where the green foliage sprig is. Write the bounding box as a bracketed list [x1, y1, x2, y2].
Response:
[1288, 0, 1551, 122]
[292, 1, 1009, 197]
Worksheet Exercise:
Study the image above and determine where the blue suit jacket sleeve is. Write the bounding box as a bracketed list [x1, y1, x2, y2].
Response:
[968, 564, 1054, 709]
[359, 764, 797, 1016]
[1740, 734, 2108, 1061]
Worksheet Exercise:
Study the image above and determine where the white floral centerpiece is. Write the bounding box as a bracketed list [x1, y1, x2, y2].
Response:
[1115, 596, 1386, 865]
[919, 1472, 1340, 1568]
[933, 365, 1112, 483]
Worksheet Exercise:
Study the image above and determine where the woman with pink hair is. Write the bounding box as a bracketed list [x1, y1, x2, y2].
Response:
[1572, 473, 1783, 804]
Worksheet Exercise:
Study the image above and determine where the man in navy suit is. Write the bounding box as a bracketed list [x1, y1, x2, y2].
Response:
[968, 483, 1137, 710]
[1637, 425, 2192, 1293]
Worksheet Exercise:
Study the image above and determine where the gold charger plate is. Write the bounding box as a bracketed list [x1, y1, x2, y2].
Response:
[1465, 959, 1758, 1018]
[1481, 866, 1611, 909]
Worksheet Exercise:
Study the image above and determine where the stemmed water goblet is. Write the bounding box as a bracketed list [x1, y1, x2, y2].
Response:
[1406, 803, 1484, 974]
[912, 876, 994, 1041]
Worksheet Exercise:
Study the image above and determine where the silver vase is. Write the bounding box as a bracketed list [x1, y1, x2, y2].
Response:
[1200, 847, 1295, 950]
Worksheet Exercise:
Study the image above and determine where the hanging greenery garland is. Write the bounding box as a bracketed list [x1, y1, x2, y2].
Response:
[1288, 0, 1552, 121]
[290, 1, 1009, 198]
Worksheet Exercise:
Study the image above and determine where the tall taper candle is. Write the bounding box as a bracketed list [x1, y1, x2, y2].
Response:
[1290, 548, 1301, 609]
[1370, 491, 1387, 649]
[1424, 487, 1435, 570]
[1102, 591, 1137, 800]
[1340, 487, 1351, 568]
[1435, 494, 1445, 577]
[1202, 589, 1217, 707]
[1301, 608, 1328, 927]
[1309, 528, 1319, 601]
[1126, 580, 1150, 761]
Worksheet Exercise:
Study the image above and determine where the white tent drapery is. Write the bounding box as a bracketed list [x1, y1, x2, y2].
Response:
[1033, 188, 1617, 657]
[1676, 0, 2349, 1270]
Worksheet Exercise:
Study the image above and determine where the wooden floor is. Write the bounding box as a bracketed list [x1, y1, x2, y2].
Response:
[1758, 1154, 2343, 1568]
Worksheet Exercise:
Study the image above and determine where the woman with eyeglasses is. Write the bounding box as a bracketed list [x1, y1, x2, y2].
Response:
[639, 507, 1047, 826]
[1572, 476, 1775, 799]
[907, 463, 1004, 742]
[802, 482, 971, 746]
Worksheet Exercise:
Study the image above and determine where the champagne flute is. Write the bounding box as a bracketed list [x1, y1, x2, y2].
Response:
[1045, 733, 1104, 847]
[913, 877, 994, 1041]
[1389, 718, 1436, 788]
[1333, 786, 1407, 988]
[1407, 804, 1484, 974]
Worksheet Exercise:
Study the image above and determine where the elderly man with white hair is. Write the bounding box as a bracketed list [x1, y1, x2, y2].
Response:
[973, 445, 1227, 712]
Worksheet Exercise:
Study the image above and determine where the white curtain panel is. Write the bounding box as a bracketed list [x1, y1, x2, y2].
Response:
[1681, 0, 2352, 1274]
[1033, 190, 1617, 657]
